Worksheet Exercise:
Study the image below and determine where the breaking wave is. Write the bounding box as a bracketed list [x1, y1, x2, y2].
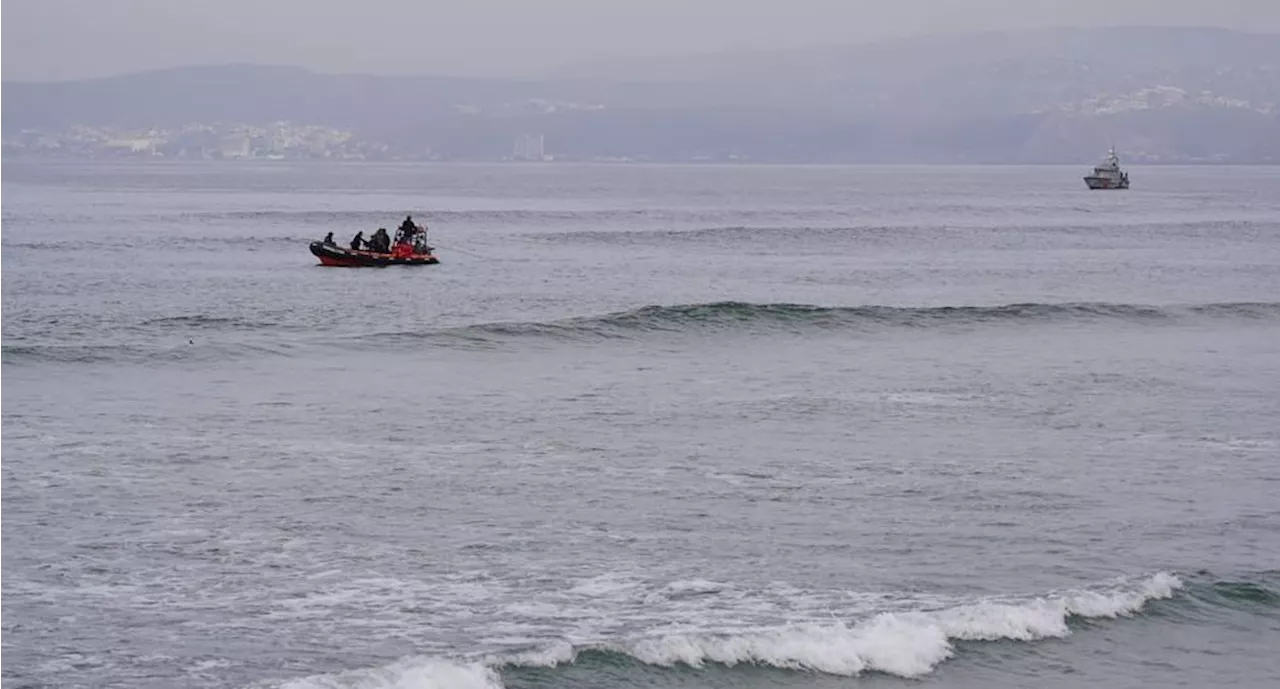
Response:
[271, 572, 1185, 688]
[272, 658, 502, 689]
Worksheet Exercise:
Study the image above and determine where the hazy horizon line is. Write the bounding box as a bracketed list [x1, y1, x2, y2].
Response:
[5, 156, 1277, 168]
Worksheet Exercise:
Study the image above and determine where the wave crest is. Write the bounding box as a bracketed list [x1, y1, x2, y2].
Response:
[620, 617, 950, 677]
[589, 571, 1182, 678]
[264, 573, 1186, 688]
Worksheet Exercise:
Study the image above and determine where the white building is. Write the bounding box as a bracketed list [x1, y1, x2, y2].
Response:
[219, 135, 251, 158]
[513, 133, 545, 161]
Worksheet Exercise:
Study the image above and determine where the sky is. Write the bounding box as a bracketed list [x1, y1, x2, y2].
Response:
[4, 0, 1280, 82]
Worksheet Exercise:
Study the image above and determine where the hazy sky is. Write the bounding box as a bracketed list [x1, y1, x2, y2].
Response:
[5, 0, 1280, 81]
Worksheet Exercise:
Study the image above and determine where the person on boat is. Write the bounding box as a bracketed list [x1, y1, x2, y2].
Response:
[399, 215, 418, 237]
[323, 232, 336, 246]
[394, 225, 411, 246]
[350, 231, 364, 250]
[369, 228, 391, 253]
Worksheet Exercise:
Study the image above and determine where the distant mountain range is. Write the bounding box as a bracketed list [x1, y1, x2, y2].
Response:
[5, 26, 1279, 163]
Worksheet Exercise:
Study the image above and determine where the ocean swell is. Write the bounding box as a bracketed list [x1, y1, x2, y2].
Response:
[370, 300, 1280, 348]
[9, 301, 1279, 365]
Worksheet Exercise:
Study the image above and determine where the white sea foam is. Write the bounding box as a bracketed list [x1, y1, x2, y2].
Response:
[619, 616, 951, 677]
[596, 572, 1185, 677]
[264, 572, 1184, 686]
[643, 578, 729, 603]
[494, 640, 577, 668]
[663, 578, 729, 595]
[567, 572, 643, 597]
[276, 657, 503, 689]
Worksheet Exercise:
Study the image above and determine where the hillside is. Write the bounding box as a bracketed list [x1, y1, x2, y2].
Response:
[5, 26, 1279, 163]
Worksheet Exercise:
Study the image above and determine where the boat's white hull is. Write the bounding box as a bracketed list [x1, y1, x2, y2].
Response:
[1084, 175, 1129, 190]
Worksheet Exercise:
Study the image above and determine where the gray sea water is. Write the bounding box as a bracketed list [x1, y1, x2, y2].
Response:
[3, 161, 1280, 689]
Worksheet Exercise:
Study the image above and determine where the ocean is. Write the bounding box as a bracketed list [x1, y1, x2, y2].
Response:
[3, 160, 1280, 688]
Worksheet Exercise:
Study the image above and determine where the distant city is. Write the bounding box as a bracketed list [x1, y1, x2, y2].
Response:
[5, 27, 1279, 164]
[1, 121, 582, 162]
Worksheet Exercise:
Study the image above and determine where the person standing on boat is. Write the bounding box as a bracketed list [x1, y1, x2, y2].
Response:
[399, 215, 418, 239]
[394, 214, 429, 253]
